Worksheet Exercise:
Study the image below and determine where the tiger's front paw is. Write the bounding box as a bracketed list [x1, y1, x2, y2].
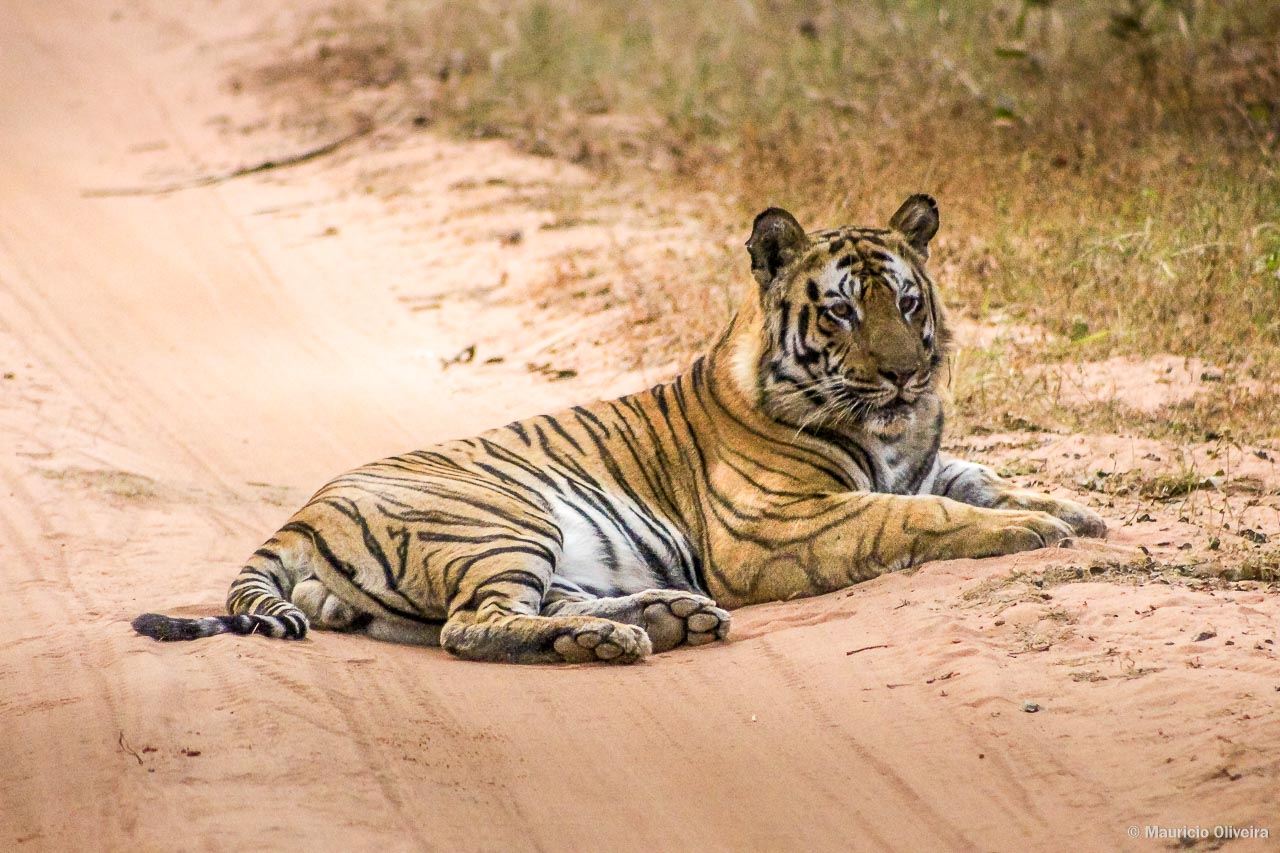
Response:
[1006, 491, 1107, 539]
[1050, 498, 1106, 538]
[951, 509, 1077, 560]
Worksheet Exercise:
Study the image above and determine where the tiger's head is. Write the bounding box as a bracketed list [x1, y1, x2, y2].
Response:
[740, 194, 950, 438]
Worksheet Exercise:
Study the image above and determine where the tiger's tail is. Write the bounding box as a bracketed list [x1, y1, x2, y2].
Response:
[132, 541, 309, 642]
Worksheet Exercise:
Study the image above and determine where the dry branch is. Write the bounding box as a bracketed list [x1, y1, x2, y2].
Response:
[82, 122, 372, 198]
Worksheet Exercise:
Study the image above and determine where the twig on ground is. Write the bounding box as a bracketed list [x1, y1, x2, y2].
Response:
[441, 344, 477, 369]
[118, 731, 143, 766]
[845, 644, 891, 656]
[82, 121, 372, 197]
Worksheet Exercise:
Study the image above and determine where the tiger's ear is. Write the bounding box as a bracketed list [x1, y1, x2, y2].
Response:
[888, 194, 939, 259]
[747, 207, 809, 289]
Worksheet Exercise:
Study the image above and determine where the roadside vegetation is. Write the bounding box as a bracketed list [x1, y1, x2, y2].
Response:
[262, 0, 1279, 438]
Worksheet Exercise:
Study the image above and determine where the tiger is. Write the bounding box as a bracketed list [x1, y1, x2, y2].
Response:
[134, 194, 1106, 664]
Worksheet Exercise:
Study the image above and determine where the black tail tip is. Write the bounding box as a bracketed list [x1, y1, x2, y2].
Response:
[132, 612, 308, 641]
[132, 613, 210, 642]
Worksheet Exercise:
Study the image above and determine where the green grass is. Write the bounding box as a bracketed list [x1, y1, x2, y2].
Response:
[259, 0, 1280, 436]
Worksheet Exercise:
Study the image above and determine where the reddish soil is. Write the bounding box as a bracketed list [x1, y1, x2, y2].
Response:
[1, 2, 1276, 850]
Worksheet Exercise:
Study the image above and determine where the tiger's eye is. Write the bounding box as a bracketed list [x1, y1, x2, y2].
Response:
[828, 302, 853, 320]
[899, 295, 920, 315]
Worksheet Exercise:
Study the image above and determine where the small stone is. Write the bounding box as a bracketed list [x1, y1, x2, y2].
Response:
[1022, 701, 1042, 713]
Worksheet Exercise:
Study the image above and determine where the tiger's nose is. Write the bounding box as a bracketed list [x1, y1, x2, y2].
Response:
[879, 368, 917, 388]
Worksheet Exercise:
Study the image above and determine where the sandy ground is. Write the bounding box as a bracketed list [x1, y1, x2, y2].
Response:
[2, 2, 1278, 851]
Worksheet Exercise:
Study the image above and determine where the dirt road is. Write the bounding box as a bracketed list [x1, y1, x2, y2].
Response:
[2, 3, 1276, 851]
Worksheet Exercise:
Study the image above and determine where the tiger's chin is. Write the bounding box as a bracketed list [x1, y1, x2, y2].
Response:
[860, 397, 920, 437]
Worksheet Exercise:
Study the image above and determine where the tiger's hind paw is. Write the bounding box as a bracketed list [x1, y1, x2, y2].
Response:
[636, 590, 731, 652]
[552, 621, 651, 664]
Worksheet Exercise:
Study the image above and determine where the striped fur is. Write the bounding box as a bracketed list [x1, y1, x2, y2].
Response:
[134, 195, 1105, 664]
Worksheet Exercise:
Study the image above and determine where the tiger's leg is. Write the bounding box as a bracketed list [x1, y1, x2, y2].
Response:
[440, 560, 652, 664]
[927, 454, 1106, 537]
[290, 576, 443, 646]
[721, 492, 1081, 607]
[290, 576, 364, 631]
[543, 580, 731, 653]
[273, 512, 447, 644]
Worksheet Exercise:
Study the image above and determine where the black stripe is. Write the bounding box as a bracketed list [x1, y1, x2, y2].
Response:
[506, 421, 532, 445]
[323, 496, 419, 611]
[281, 521, 436, 624]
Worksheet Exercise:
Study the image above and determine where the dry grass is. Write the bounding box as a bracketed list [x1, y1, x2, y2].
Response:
[946, 343, 1280, 441]
[253, 0, 1280, 439]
